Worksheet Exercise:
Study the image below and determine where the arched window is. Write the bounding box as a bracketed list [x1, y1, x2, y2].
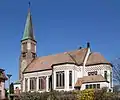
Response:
[39, 76, 46, 90]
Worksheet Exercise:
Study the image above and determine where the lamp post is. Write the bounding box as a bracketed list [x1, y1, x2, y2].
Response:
[7, 74, 12, 95]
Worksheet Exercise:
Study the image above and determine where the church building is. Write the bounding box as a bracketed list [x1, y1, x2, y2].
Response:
[19, 8, 113, 92]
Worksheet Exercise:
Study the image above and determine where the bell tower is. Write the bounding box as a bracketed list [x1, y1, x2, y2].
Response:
[19, 5, 37, 80]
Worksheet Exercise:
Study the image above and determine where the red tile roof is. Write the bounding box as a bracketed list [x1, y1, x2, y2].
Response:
[86, 52, 110, 66]
[75, 75, 106, 87]
[24, 48, 87, 73]
[24, 48, 110, 73]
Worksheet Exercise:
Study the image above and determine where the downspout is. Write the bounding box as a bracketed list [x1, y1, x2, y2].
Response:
[83, 42, 91, 77]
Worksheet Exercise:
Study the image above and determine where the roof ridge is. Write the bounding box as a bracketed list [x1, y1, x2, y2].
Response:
[66, 52, 77, 64]
[36, 48, 87, 59]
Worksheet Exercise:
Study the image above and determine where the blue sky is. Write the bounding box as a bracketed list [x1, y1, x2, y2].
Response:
[0, 0, 120, 85]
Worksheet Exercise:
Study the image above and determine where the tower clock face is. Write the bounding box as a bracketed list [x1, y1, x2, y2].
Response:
[21, 60, 27, 72]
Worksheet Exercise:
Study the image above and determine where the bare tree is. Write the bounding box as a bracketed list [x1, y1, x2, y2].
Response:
[112, 58, 120, 85]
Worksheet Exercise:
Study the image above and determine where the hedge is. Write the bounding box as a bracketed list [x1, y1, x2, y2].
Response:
[19, 89, 120, 100]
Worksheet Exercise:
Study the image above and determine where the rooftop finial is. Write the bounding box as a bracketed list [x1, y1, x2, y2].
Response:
[28, 1, 31, 12]
[28, 1, 31, 8]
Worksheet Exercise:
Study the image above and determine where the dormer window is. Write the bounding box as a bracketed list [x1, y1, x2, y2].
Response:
[88, 71, 97, 76]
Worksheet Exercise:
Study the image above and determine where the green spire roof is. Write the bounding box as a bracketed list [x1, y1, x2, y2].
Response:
[22, 10, 35, 41]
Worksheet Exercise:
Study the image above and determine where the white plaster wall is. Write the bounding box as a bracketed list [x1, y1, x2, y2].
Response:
[84, 64, 112, 89]
[23, 70, 52, 92]
[22, 63, 112, 92]
[14, 84, 21, 90]
[53, 64, 81, 91]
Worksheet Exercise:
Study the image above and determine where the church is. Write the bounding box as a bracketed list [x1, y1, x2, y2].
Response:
[17, 8, 113, 92]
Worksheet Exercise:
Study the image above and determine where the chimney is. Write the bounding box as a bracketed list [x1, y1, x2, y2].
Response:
[78, 46, 82, 49]
[87, 42, 90, 48]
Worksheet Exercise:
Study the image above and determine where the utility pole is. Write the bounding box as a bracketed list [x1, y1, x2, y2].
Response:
[7, 74, 12, 99]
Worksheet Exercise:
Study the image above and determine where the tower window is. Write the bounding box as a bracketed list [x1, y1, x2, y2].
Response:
[32, 53, 36, 58]
[22, 42, 27, 52]
[22, 52, 26, 58]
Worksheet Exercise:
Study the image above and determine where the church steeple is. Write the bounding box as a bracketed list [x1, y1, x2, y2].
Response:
[19, 3, 37, 81]
[22, 3, 35, 41]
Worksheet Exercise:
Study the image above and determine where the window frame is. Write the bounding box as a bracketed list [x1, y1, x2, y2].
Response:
[86, 85, 88, 89]
[25, 78, 28, 92]
[88, 71, 97, 76]
[69, 71, 72, 87]
[38, 76, 46, 91]
[30, 77, 37, 91]
[85, 84, 100, 89]
[97, 84, 100, 89]
[104, 71, 107, 81]
[56, 71, 65, 89]
[110, 72, 112, 87]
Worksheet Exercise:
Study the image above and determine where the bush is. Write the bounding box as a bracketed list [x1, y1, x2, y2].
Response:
[20, 92, 49, 100]
[20, 91, 77, 100]
[75, 89, 94, 100]
[19, 89, 120, 100]
[94, 88, 120, 100]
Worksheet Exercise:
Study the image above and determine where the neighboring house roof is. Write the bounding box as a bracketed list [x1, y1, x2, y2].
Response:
[75, 75, 107, 87]
[0, 69, 7, 80]
[86, 52, 110, 66]
[24, 48, 88, 73]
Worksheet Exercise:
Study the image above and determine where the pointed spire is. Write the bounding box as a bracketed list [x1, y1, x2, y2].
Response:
[22, 2, 35, 41]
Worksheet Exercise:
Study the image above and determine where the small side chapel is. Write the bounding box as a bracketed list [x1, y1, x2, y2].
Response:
[18, 7, 113, 92]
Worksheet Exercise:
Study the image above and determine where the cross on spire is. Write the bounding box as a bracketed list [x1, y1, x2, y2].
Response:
[28, 1, 31, 9]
